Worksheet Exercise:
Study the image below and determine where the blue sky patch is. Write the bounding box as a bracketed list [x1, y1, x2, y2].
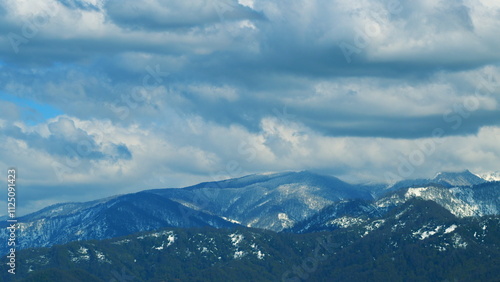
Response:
[1, 92, 63, 124]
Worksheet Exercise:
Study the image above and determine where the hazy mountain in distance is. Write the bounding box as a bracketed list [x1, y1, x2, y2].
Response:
[386, 169, 486, 193]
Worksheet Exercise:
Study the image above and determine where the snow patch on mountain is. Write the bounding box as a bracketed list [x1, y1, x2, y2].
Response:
[479, 171, 500, 182]
[112, 239, 131, 245]
[328, 216, 365, 228]
[229, 233, 247, 259]
[250, 243, 266, 260]
[413, 225, 442, 240]
[278, 213, 294, 229]
[444, 225, 457, 234]
[405, 187, 428, 198]
[70, 247, 90, 262]
[95, 250, 111, 263]
[152, 232, 176, 250]
[451, 234, 468, 249]
[233, 250, 246, 259]
[138, 230, 174, 239]
[153, 242, 165, 250]
[229, 233, 244, 246]
[222, 216, 241, 224]
[362, 219, 385, 237]
[167, 232, 176, 247]
[78, 246, 88, 254]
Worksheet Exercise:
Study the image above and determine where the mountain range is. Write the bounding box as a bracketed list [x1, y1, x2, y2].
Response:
[3, 198, 499, 281]
[1, 170, 497, 253]
[1, 169, 498, 281]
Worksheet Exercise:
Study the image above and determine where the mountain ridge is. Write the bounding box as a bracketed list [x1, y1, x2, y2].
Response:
[1, 169, 498, 256]
[5, 198, 499, 282]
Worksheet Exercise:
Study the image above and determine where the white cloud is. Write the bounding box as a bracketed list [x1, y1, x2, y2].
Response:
[2, 108, 500, 214]
[1, 0, 500, 214]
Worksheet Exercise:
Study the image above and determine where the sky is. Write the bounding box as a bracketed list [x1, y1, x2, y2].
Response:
[0, 0, 499, 215]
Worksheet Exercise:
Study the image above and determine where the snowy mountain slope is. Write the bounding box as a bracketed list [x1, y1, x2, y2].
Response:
[5, 226, 321, 281]
[387, 170, 486, 192]
[6, 199, 499, 282]
[0, 192, 237, 255]
[288, 181, 500, 234]
[431, 169, 486, 187]
[0, 171, 372, 254]
[480, 171, 500, 182]
[1, 170, 497, 258]
[374, 169, 488, 199]
[285, 199, 382, 234]
[377, 182, 500, 218]
[148, 171, 373, 231]
[308, 199, 500, 281]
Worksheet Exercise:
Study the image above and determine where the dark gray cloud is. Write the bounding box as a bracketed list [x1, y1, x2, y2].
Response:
[57, 0, 100, 11]
[0, 117, 132, 162]
[104, 0, 265, 30]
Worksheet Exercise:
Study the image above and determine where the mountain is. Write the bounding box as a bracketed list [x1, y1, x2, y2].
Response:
[284, 180, 500, 234]
[2, 170, 497, 257]
[285, 199, 382, 234]
[431, 169, 486, 187]
[0, 171, 372, 255]
[387, 170, 486, 192]
[5, 199, 499, 282]
[481, 171, 500, 182]
[372, 170, 487, 200]
[147, 171, 373, 231]
[378, 181, 500, 218]
[306, 199, 500, 281]
[387, 178, 431, 190]
[0, 192, 238, 255]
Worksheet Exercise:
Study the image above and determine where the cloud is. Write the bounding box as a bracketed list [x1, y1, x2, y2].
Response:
[1, 0, 499, 139]
[57, 0, 100, 11]
[0, 116, 135, 167]
[0, 100, 20, 121]
[0, 0, 500, 214]
[104, 0, 265, 30]
[1, 109, 500, 215]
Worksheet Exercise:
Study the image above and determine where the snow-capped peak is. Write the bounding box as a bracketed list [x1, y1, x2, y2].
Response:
[479, 171, 500, 182]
